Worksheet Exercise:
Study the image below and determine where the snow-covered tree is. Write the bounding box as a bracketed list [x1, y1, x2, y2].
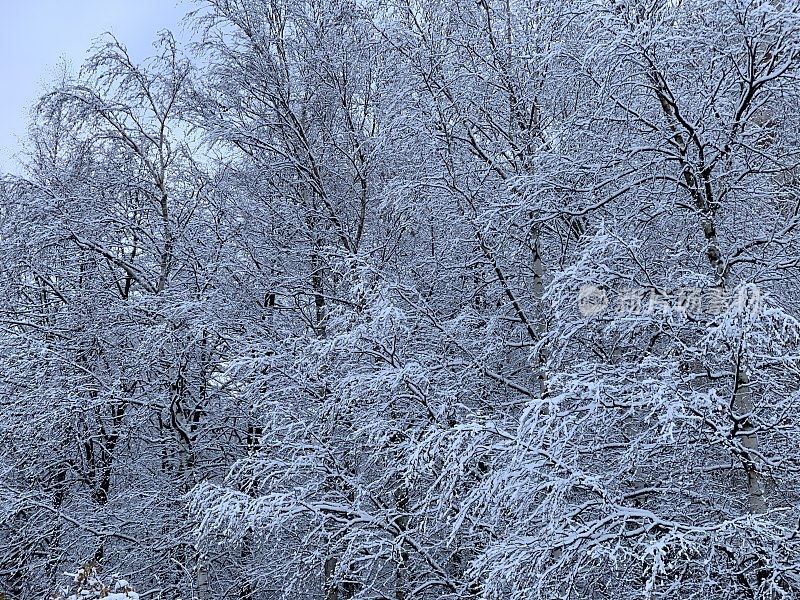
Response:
[0, 0, 799, 598]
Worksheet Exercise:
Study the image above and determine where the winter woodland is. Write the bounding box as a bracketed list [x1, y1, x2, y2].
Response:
[1, 0, 800, 598]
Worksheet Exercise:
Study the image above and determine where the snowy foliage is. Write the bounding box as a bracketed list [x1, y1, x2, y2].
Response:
[0, 0, 799, 598]
[51, 565, 138, 600]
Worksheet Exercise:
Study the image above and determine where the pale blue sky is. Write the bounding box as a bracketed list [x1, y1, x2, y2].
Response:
[0, 0, 190, 171]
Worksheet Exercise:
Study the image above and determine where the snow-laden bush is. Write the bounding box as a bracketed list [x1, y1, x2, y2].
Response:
[51, 564, 138, 600]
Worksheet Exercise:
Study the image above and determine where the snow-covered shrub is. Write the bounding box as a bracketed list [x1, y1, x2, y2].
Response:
[51, 564, 138, 600]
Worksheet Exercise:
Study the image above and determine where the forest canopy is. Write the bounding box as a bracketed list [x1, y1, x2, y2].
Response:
[1, 1, 799, 599]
